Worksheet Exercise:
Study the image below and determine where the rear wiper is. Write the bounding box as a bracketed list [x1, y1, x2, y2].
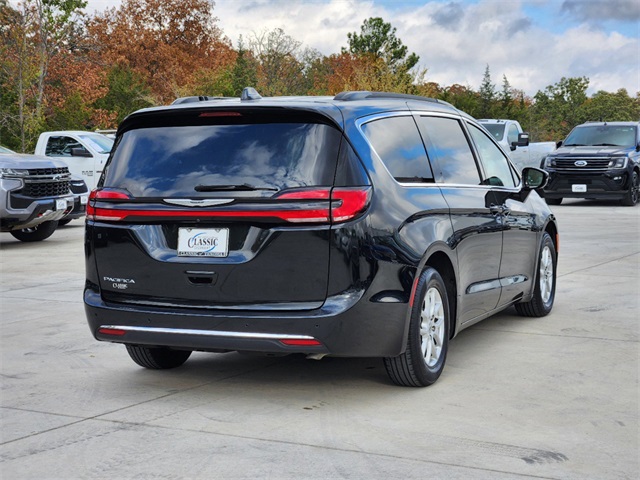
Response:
[194, 183, 278, 192]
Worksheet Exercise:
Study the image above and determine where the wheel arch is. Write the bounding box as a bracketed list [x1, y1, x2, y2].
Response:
[544, 216, 559, 252]
[424, 251, 458, 339]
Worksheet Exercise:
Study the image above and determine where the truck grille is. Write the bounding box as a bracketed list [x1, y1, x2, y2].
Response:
[553, 157, 610, 172]
[19, 167, 72, 198]
[21, 180, 70, 197]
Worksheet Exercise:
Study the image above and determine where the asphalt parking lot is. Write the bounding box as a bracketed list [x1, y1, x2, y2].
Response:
[1, 199, 638, 479]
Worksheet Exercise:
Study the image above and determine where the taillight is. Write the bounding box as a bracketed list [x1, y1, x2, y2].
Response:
[87, 189, 132, 221]
[331, 188, 371, 222]
[87, 186, 371, 224]
[275, 187, 371, 224]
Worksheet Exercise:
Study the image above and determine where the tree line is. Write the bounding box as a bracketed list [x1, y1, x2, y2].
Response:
[1, 0, 638, 152]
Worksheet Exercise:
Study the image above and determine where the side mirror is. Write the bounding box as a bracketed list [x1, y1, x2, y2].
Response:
[71, 147, 92, 158]
[556, 140, 563, 149]
[512, 132, 530, 148]
[522, 167, 548, 191]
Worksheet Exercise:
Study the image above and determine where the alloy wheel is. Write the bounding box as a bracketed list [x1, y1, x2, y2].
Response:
[420, 287, 445, 367]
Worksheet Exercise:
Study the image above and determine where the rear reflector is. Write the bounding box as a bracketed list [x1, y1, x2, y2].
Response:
[98, 328, 127, 336]
[280, 339, 323, 346]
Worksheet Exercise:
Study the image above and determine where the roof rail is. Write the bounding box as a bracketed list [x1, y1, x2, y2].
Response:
[333, 91, 441, 104]
[171, 96, 229, 105]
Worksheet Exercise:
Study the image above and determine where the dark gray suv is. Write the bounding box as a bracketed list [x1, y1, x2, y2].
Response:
[85, 89, 558, 387]
[543, 121, 640, 206]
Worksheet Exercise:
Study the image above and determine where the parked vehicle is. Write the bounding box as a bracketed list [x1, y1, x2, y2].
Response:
[478, 119, 556, 172]
[58, 175, 89, 226]
[85, 89, 559, 387]
[1, 147, 74, 242]
[542, 121, 640, 206]
[34, 131, 114, 189]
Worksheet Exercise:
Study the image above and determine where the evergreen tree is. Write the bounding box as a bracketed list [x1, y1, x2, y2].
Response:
[478, 65, 496, 118]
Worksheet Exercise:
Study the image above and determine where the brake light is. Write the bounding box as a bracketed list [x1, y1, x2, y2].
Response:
[89, 189, 131, 200]
[87, 189, 132, 221]
[332, 188, 371, 222]
[275, 187, 371, 223]
[87, 187, 370, 224]
[198, 112, 243, 118]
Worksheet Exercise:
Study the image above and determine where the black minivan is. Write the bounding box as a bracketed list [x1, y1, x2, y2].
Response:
[85, 89, 558, 387]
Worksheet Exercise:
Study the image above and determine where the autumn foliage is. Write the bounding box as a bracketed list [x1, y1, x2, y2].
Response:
[1, 1, 638, 152]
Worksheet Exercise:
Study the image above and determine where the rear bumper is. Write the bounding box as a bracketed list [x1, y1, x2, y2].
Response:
[84, 287, 409, 357]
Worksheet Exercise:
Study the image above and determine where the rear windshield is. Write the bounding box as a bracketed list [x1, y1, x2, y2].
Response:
[103, 123, 341, 197]
[481, 123, 505, 141]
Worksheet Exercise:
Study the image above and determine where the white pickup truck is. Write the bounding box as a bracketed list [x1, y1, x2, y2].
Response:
[478, 119, 555, 172]
[34, 131, 114, 189]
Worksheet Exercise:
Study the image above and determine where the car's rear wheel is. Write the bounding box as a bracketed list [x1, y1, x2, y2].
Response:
[545, 197, 562, 205]
[516, 232, 556, 317]
[10, 220, 58, 242]
[58, 218, 72, 226]
[621, 171, 639, 206]
[125, 345, 192, 369]
[384, 267, 450, 387]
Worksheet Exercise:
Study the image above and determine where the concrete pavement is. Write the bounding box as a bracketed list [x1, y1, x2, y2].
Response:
[1, 199, 638, 479]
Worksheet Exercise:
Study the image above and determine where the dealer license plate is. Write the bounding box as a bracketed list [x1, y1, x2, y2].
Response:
[178, 228, 229, 257]
[56, 199, 67, 210]
[572, 184, 587, 193]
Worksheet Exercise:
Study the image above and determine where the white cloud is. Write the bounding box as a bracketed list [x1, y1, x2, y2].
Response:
[84, 0, 640, 95]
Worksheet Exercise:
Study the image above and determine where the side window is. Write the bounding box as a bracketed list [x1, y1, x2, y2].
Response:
[45, 136, 83, 157]
[360, 116, 433, 182]
[418, 116, 480, 185]
[468, 123, 517, 188]
[507, 124, 519, 146]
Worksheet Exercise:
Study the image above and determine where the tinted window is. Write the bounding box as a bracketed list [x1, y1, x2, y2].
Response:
[419, 116, 480, 185]
[361, 116, 433, 182]
[103, 123, 340, 197]
[468, 124, 517, 188]
[45, 136, 85, 157]
[482, 123, 505, 141]
[565, 125, 637, 147]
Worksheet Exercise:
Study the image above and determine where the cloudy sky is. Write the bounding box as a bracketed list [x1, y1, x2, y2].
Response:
[86, 0, 639, 96]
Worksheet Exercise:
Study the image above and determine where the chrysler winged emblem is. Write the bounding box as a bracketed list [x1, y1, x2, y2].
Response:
[163, 199, 234, 207]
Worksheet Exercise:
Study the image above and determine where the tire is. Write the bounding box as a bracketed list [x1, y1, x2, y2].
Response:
[621, 171, 639, 206]
[384, 267, 450, 387]
[545, 197, 562, 206]
[10, 220, 58, 242]
[125, 345, 191, 369]
[515, 232, 557, 317]
[58, 218, 72, 226]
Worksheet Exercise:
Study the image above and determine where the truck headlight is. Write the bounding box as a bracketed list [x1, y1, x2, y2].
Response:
[0, 168, 29, 179]
[608, 157, 627, 169]
[544, 157, 556, 168]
